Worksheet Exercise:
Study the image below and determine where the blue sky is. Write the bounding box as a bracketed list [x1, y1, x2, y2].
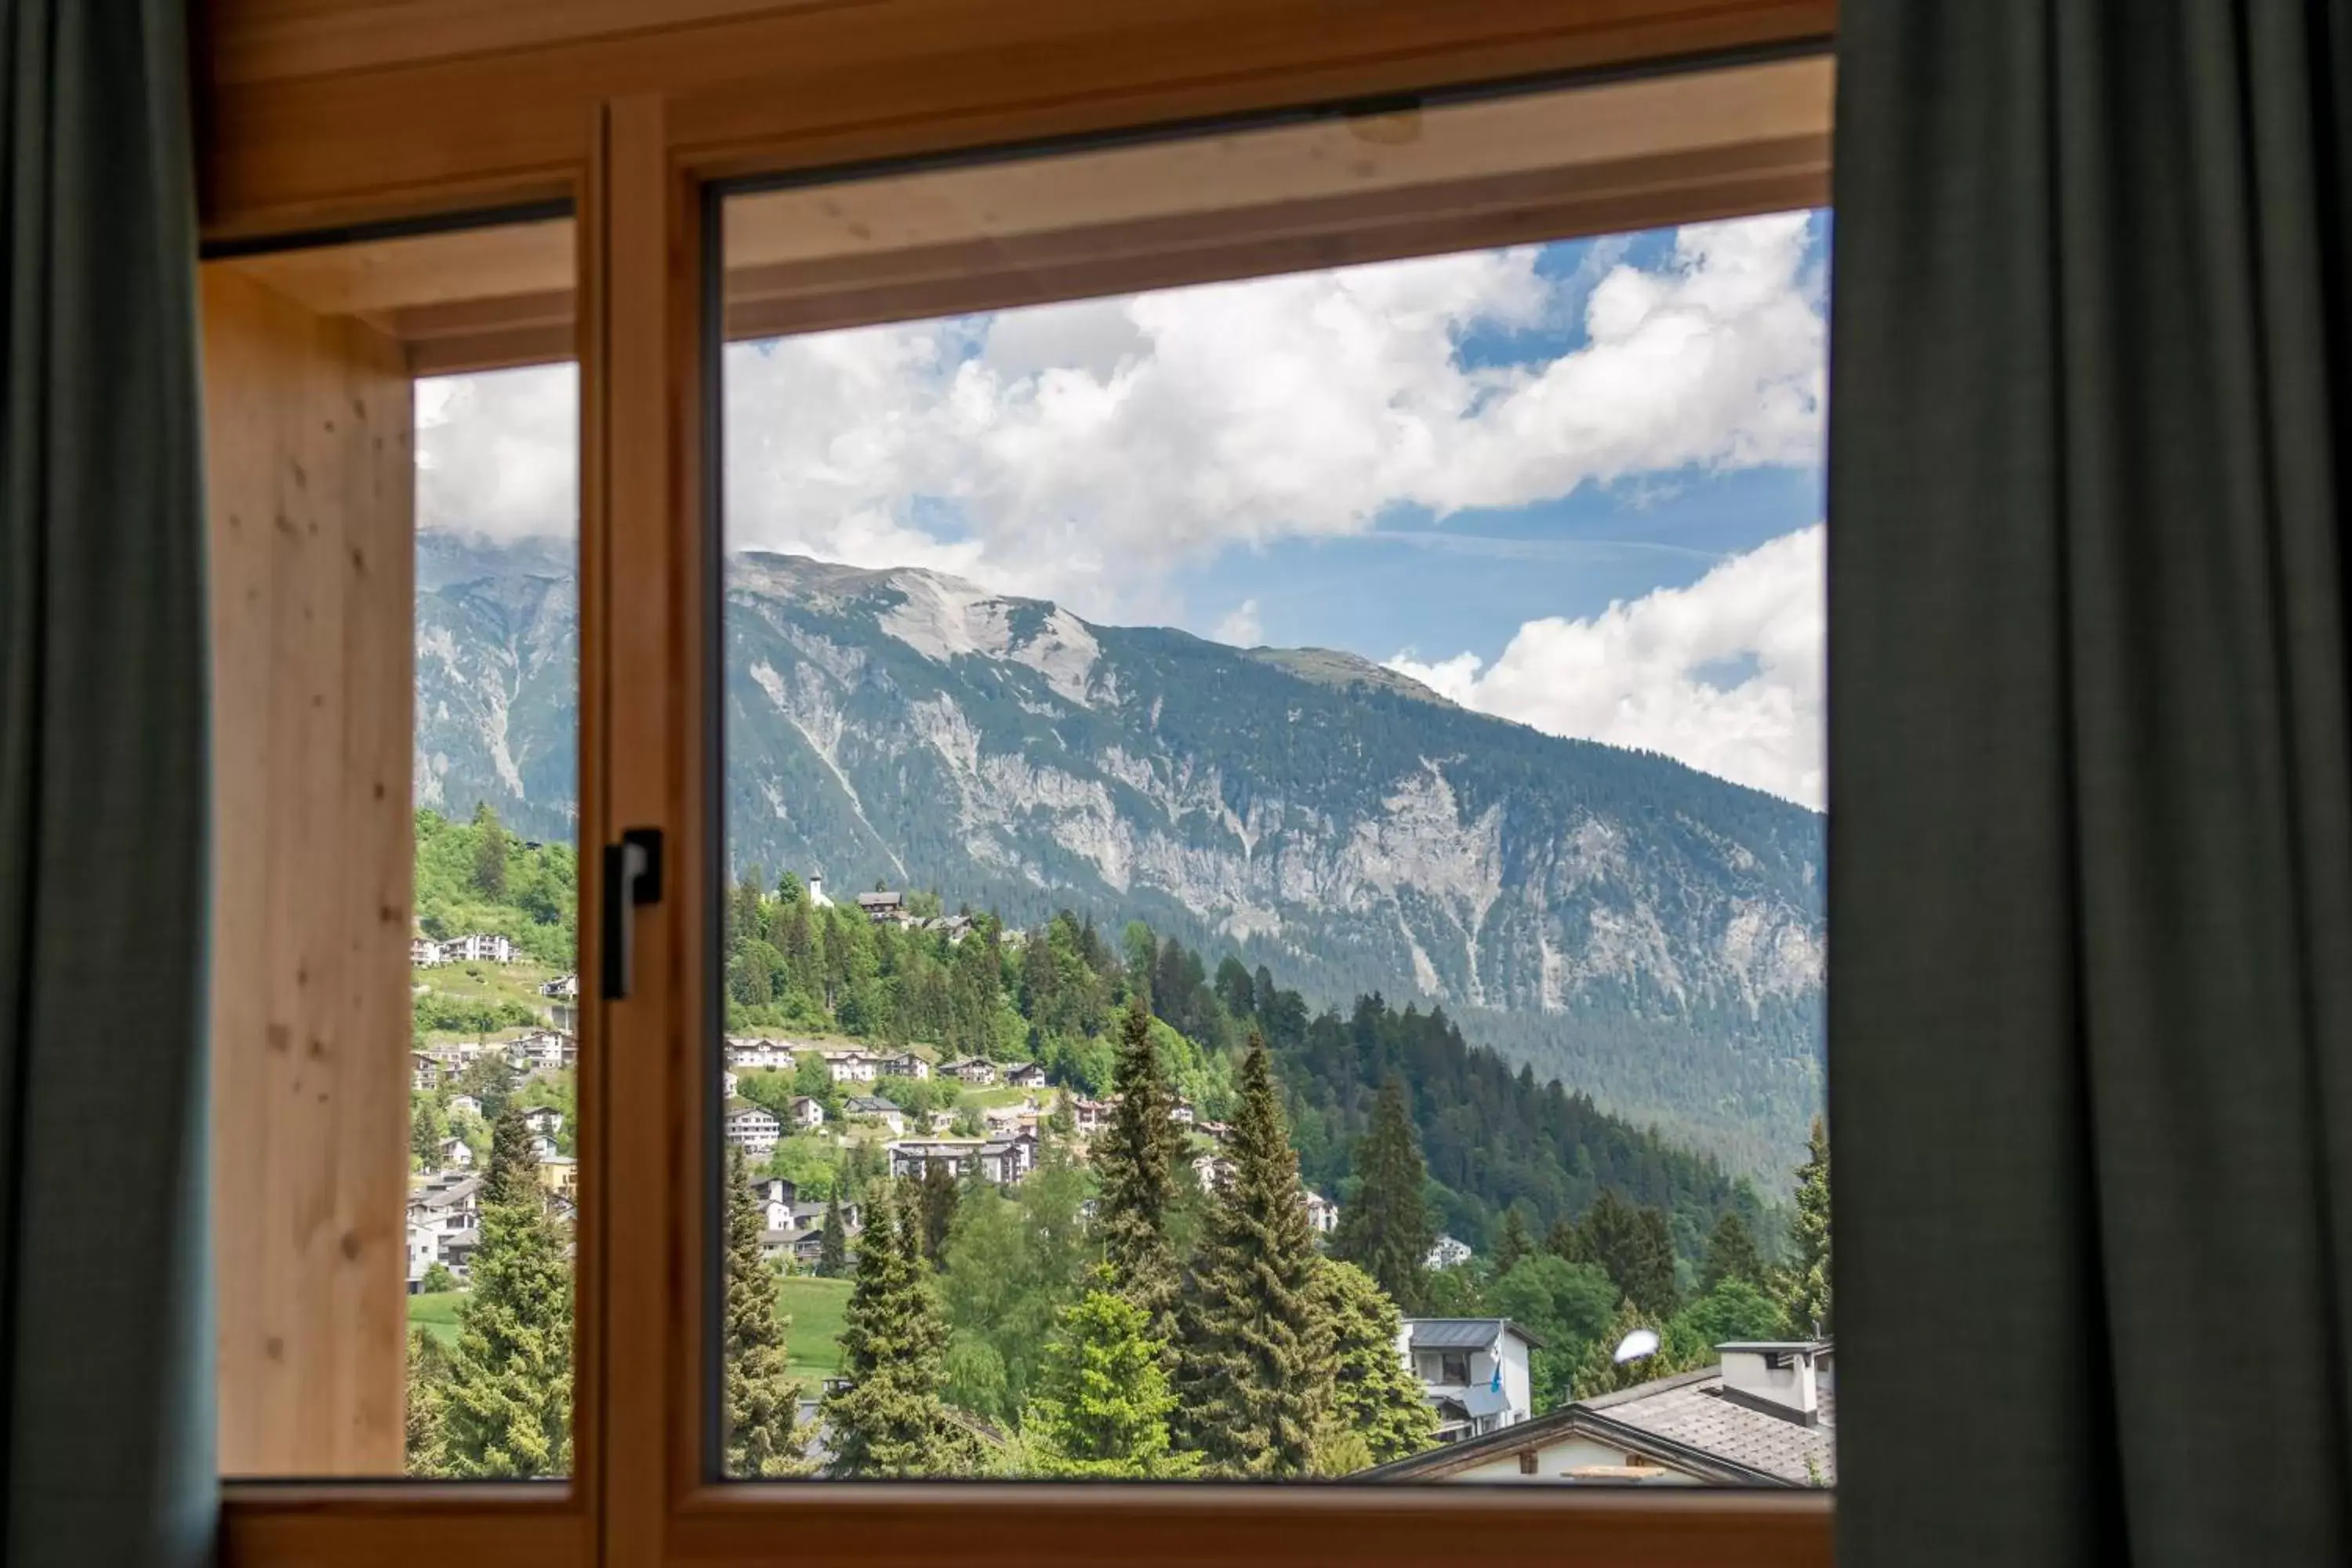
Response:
[421, 211, 1829, 805]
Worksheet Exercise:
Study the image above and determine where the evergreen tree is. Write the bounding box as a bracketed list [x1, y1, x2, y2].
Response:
[821, 1182, 977, 1476]
[1313, 1260, 1436, 1467]
[1566, 1189, 1679, 1319]
[1024, 1278, 1196, 1478]
[470, 801, 509, 898]
[1569, 1299, 1691, 1400]
[435, 1111, 572, 1476]
[817, 1189, 848, 1279]
[405, 1328, 455, 1475]
[1781, 1116, 1832, 1335]
[1492, 1207, 1534, 1279]
[1174, 1033, 1334, 1476]
[722, 1144, 804, 1477]
[916, 1159, 960, 1265]
[1330, 1076, 1432, 1313]
[1095, 995, 1181, 1335]
[1700, 1210, 1765, 1295]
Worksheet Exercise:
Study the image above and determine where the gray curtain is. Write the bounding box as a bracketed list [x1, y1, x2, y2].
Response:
[1830, 2, 2352, 1564]
[1, 2, 215, 1565]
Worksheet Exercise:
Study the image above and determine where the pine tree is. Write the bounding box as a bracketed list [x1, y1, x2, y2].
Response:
[1174, 1033, 1334, 1476]
[1314, 1260, 1436, 1468]
[1095, 994, 1181, 1336]
[1781, 1116, 1832, 1335]
[916, 1159, 960, 1265]
[435, 1110, 572, 1476]
[470, 801, 509, 898]
[1700, 1210, 1765, 1294]
[817, 1189, 848, 1279]
[722, 1144, 804, 1477]
[1024, 1278, 1196, 1478]
[1493, 1207, 1534, 1279]
[1330, 1076, 1432, 1313]
[1566, 1189, 1679, 1319]
[820, 1182, 977, 1477]
[405, 1328, 455, 1475]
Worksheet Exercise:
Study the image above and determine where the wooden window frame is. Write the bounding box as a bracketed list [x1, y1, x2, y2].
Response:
[204, 4, 1837, 1565]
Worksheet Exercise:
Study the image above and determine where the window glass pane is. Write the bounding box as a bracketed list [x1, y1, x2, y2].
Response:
[203, 213, 579, 1478]
[715, 68, 1830, 1486]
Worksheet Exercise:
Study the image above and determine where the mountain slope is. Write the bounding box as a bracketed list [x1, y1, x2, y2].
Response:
[416, 534, 1825, 1176]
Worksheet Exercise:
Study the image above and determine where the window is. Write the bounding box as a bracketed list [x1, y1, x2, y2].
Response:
[201, 212, 580, 1479]
[201, 6, 1835, 1562]
[710, 67, 1831, 1490]
[1521, 1452, 1541, 1475]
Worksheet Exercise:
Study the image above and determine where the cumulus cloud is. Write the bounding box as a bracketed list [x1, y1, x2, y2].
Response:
[1212, 598, 1265, 647]
[1388, 524, 1824, 809]
[416, 364, 578, 539]
[713, 211, 1822, 619]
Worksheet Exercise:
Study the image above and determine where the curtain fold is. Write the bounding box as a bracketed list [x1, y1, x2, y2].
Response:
[0, 2, 215, 1564]
[1830, 2, 2352, 1563]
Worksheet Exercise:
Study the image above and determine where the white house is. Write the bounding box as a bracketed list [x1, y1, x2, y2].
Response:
[448, 1094, 482, 1120]
[822, 1050, 880, 1084]
[720, 1069, 739, 1101]
[844, 1096, 906, 1134]
[1394, 1318, 1541, 1443]
[539, 973, 579, 999]
[855, 890, 908, 924]
[724, 1103, 782, 1155]
[1072, 1097, 1112, 1135]
[407, 1222, 445, 1290]
[1363, 1342, 1836, 1487]
[521, 1106, 563, 1136]
[527, 1132, 561, 1162]
[1193, 1152, 1236, 1192]
[438, 1137, 474, 1170]
[507, 1029, 575, 1075]
[1006, 1061, 1049, 1090]
[1426, 1234, 1475, 1269]
[442, 932, 516, 964]
[1303, 1191, 1340, 1234]
[787, 1095, 826, 1130]
[1169, 1101, 1196, 1127]
[874, 1051, 930, 1080]
[411, 936, 448, 967]
[750, 1177, 798, 1231]
[725, 1037, 796, 1072]
[942, 1058, 996, 1086]
[412, 1052, 441, 1091]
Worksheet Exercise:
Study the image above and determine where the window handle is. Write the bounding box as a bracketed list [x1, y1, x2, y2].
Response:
[600, 827, 664, 1000]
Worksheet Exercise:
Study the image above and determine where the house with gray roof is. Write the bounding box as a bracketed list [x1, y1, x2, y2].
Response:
[1364, 1341, 1836, 1487]
[1394, 1318, 1541, 1441]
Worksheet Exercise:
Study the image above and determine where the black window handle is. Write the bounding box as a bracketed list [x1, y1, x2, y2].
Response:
[601, 827, 664, 1000]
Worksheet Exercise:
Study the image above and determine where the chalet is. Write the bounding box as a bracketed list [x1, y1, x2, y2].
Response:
[526, 1132, 561, 1162]
[437, 1137, 474, 1170]
[874, 1051, 930, 1080]
[539, 973, 579, 999]
[1005, 1061, 1048, 1090]
[447, 1094, 482, 1120]
[410, 936, 447, 967]
[441, 932, 515, 964]
[724, 1038, 796, 1072]
[411, 1052, 441, 1091]
[787, 1096, 826, 1130]
[822, 1050, 879, 1084]
[1394, 1318, 1541, 1442]
[1072, 1097, 1112, 1134]
[854, 889, 907, 924]
[1193, 1152, 1236, 1192]
[506, 1030, 575, 1075]
[784, 1200, 858, 1235]
[844, 1096, 906, 1134]
[407, 1175, 481, 1243]
[521, 1105, 563, 1136]
[1427, 1234, 1475, 1269]
[1363, 1343, 1836, 1488]
[888, 1137, 1033, 1187]
[1303, 1191, 1340, 1234]
[750, 1177, 798, 1230]
[942, 1058, 996, 1086]
[724, 1102, 782, 1155]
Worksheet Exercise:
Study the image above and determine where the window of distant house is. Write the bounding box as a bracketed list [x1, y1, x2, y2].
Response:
[703, 78, 1831, 1486]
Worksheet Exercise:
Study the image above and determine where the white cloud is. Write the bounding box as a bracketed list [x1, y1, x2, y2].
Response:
[416, 364, 578, 539]
[1212, 598, 1264, 647]
[1388, 524, 1824, 809]
[713, 211, 1823, 619]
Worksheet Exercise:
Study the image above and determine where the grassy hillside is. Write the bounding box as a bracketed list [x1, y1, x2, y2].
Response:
[775, 1276, 850, 1386]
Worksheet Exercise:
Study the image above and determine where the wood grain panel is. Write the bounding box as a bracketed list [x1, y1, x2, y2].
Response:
[205, 265, 415, 1476]
[198, 0, 1835, 238]
[222, 1486, 586, 1567]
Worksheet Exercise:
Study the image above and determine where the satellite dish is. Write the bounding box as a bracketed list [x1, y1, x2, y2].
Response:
[1612, 1327, 1661, 1365]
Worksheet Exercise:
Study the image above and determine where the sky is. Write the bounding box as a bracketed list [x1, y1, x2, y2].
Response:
[416, 209, 1828, 810]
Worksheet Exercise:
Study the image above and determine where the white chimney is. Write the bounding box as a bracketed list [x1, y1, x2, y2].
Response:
[1715, 1342, 1824, 1425]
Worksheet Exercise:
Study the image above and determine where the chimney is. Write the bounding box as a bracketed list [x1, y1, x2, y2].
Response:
[1715, 1342, 1824, 1425]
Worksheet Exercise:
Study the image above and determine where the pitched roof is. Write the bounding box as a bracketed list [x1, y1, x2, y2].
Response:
[1403, 1317, 1544, 1351]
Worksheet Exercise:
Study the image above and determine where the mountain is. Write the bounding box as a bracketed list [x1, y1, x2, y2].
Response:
[414, 532, 1825, 1178]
